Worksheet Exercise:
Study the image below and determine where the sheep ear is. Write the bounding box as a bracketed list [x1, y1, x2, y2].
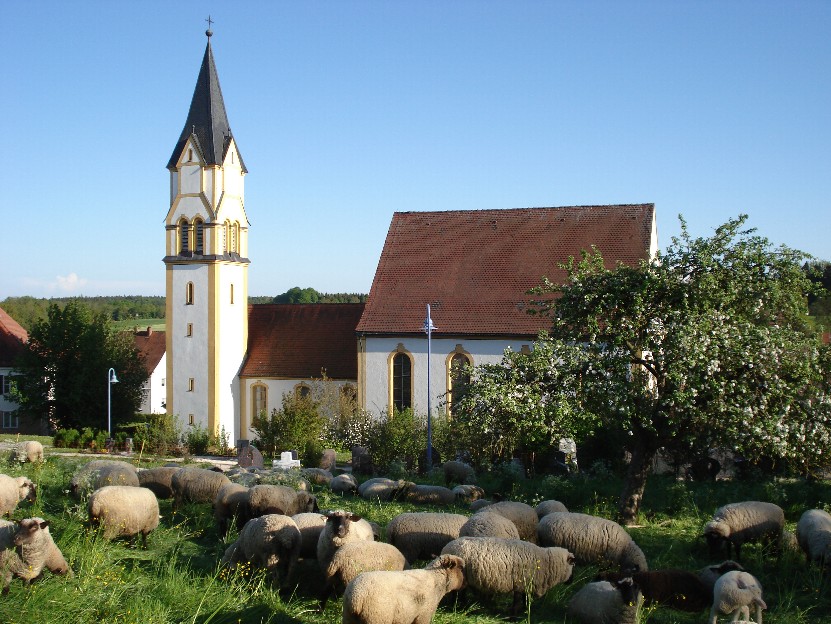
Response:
[348, 513, 362, 522]
[442, 556, 458, 569]
[38, 521, 49, 529]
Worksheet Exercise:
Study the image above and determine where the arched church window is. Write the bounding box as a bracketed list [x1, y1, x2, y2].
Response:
[224, 220, 231, 254]
[186, 282, 194, 305]
[194, 218, 204, 254]
[252, 384, 267, 421]
[179, 218, 190, 254]
[447, 351, 472, 418]
[295, 384, 311, 400]
[390, 350, 413, 412]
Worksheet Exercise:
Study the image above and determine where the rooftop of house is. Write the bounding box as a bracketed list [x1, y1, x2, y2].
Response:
[356, 203, 656, 336]
[0, 307, 28, 367]
[133, 327, 166, 374]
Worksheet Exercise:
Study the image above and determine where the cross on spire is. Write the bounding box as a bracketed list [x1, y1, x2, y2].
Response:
[205, 15, 214, 37]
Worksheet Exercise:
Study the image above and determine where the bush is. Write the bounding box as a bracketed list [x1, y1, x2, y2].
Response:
[365, 408, 426, 473]
[53, 428, 80, 449]
[183, 423, 211, 455]
[251, 392, 324, 458]
[125, 414, 182, 456]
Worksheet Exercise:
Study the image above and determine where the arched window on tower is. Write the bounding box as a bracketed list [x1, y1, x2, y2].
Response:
[220, 221, 227, 254]
[252, 384, 267, 422]
[194, 218, 204, 254]
[390, 349, 413, 412]
[179, 218, 190, 255]
[447, 351, 472, 418]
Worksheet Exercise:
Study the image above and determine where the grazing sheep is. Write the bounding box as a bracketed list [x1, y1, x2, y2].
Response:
[459, 511, 520, 540]
[536, 499, 569, 518]
[402, 484, 456, 506]
[358, 478, 411, 502]
[698, 560, 746, 590]
[137, 466, 180, 499]
[292, 512, 328, 558]
[470, 499, 495, 512]
[170, 466, 231, 508]
[0, 518, 71, 594]
[538, 512, 648, 572]
[796, 508, 831, 568]
[708, 570, 766, 624]
[220, 513, 301, 588]
[70, 460, 140, 498]
[213, 482, 251, 537]
[485, 501, 539, 543]
[87, 485, 160, 546]
[599, 569, 712, 612]
[441, 536, 575, 615]
[386, 512, 469, 563]
[0, 474, 36, 517]
[342, 554, 466, 624]
[316, 509, 375, 572]
[320, 540, 409, 609]
[703, 501, 784, 560]
[443, 460, 476, 486]
[11, 441, 44, 464]
[247, 484, 318, 519]
[330, 473, 358, 495]
[302, 468, 333, 487]
[452, 484, 485, 503]
[567, 577, 643, 624]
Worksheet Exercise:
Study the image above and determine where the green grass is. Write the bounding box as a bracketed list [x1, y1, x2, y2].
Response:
[112, 318, 165, 332]
[1, 454, 830, 623]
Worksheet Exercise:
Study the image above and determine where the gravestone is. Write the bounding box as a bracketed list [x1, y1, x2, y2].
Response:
[351, 445, 373, 475]
[237, 444, 264, 469]
[320, 449, 337, 471]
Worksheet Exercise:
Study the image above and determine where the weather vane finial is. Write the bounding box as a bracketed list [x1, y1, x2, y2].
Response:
[205, 15, 214, 38]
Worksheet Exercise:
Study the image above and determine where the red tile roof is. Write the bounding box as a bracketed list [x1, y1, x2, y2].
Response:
[356, 204, 655, 336]
[133, 327, 166, 375]
[241, 304, 365, 379]
[0, 307, 28, 367]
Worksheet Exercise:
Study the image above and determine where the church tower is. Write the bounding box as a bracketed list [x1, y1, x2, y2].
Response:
[164, 29, 248, 443]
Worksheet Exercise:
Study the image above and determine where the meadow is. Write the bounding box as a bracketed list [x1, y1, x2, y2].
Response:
[1, 450, 829, 624]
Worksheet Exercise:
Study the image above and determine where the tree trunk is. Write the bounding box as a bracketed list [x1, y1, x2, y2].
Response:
[618, 432, 658, 526]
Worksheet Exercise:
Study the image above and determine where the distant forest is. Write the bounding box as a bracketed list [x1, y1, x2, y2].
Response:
[1, 288, 367, 331]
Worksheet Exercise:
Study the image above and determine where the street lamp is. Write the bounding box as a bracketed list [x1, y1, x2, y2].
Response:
[423, 304, 437, 469]
[107, 367, 119, 439]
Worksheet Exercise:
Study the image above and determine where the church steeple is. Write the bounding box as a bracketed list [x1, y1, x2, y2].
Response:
[167, 31, 247, 172]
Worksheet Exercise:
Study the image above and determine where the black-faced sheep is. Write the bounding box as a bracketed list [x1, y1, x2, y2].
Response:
[386, 512, 469, 563]
[316, 509, 375, 573]
[443, 460, 476, 486]
[567, 577, 643, 624]
[70, 460, 140, 498]
[320, 540, 409, 609]
[330, 473, 358, 495]
[536, 499, 569, 518]
[708, 570, 766, 624]
[342, 554, 465, 624]
[220, 513, 301, 588]
[0, 517, 71, 594]
[402, 484, 456, 506]
[11, 441, 44, 464]
[170, 466, 231, 508]
[247, 484, 318, 519]
[0, 474, 36, 517]
[441, 536, 575, 615]
[484, 501, 538, 543]
[703, 501, 784, 560]
[697, 560, 745, 591]
[459, 511, 520, 540]
[137, 466, 181, 499]
[87, 485, 160, 546]
[213, 482, 251, 537]
[357, 478, 411, 502]
[599, 568, 712, 612]
[537, 511, 648, 572]
[796, 508, 831, 568]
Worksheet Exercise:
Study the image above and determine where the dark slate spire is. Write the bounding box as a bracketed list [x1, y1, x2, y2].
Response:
[167, 33, 247, 172]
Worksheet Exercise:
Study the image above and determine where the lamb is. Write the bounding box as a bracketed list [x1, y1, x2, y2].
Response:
[358, 478, 411, 502]
[452, 484, 485, 503]
[220, 513, 301, 588]
[301, 467, 333, 487]
[330, 473, 358, 495]
[316, 509, 375, 573]
[485, 500, 539, 543]
[247, 484, 318, 519]
[402, 484, 456, 506]
[70, 460, 140, 498]
[342, 554, 465, 624]
[537, 511, 649, 572]
[536, 499, 569, 518]
[443, 460, 476, 486]
[137, 466, 181, 499]
[320, 540, 409, 609]
[213, 482, 251, 536]
[386, 512, 469, 563]
[170, 466, 231, 508]
[599, 569, 713, 612]
[459, 511, 520, 540]
[87, 485, 160, 546]
[0, 474, 36, 517]
[796, 508, 831, 568]
[0, 517, 71, 594]
[567, 577, 643, 624]
[291, 512, 328, 558]
[708, 570, 766, 624]
[11, 441, 44, 464]
[441, 536, 575, 615]
[703, 501, 784, 560]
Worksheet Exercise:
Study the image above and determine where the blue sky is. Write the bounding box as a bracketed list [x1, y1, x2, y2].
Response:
[2, 1, 829, 298]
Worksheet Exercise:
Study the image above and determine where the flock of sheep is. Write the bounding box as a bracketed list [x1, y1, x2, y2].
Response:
[2, 442, 830, 623]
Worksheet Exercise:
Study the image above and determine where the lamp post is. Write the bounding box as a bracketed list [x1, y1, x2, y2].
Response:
[107, 367, 119, 439]
[423, 304, 437, 468]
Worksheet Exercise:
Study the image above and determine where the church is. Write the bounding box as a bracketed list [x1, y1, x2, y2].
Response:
[163, 32, 658, 447]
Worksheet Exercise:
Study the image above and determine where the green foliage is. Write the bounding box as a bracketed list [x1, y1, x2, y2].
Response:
[52, 428, 80, 448]
[271, 286, 367, 304]
[125, 413, 183, 456]
[183, 423, 211, 455]
[251, 392, 324, 457]
[365, 408, 426, 473]
[12, 301, 148, 431]
[1, 295, 165, 331]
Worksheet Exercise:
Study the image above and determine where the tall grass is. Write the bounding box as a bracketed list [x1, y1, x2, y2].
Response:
[0, 454, 830, 623]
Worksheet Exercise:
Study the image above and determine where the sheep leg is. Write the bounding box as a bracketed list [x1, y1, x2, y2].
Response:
[318, 580, 335, 612]
[754, 603, 763, 624]
[511, 591, 526, 617]
[708, 605, 719, 624]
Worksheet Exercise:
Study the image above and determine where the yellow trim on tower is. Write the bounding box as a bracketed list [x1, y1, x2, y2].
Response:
[207, 263, 219, 436]
[165, 268, 174, 416]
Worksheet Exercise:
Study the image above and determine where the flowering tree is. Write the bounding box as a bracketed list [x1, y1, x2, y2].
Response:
[526, 215, 830, 524]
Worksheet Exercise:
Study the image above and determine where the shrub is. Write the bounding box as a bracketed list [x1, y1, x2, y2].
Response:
[183, 423, 211, 455]
[124, 414, 182, 456]
[251, 392, 324, 458]
[53, 428, 80, 449]
[365, 408, 426, 473]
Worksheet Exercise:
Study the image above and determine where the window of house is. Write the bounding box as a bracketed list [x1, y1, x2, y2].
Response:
[186, 282, 194, 305]
[186, 323, 193, 337]
[447, 352, 472, 418]
[391, 351, 412, 412]
[179, 218, 190, 254]
[194, 218, 204, 254]
[295, 384, 311, 400]
[188, 378, 194, 392]
[252, 384, 267, 420]
[1, 411, 19, 430]
[0, 374, 11, 396]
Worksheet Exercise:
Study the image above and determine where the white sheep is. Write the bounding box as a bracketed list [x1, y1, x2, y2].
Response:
[292, 512, 328, 558]
[452, 484, 485, 503]
[0, 517, 71, 594]
[316, 509, 375, 573]
[441, 536, 575, 615]
[137, 466, 181, 499]
[386, 512, 469, 563]
[0, 474, 36, 517]
[402, 484, 456, 506]
[247, 483, 318, 518]
[442, 460, 476, 486]
[70, 460, 140, 498]
[796, 508, 831, 568]
[320, 540, 409, 609]
[170, 466, 231, 508]
[703, 501, 784, 560]
[330, 473, 358, 495]
[485, 500, 539, 543]
[213, 482, 251, 537]
[536, 499, 569, 518]
[358, 478, 411, 502]
[708, 570, 766, 624]
[459, 511, 520, 540]
[342, 554, 465, 624]
[87, 485, 160, 546]
[537, 511, 648, 572]
[470, 499, 495, 512]
[220, 513, 302, 588]
[11, 441, 44, 464]
[567, 577, 643, 624]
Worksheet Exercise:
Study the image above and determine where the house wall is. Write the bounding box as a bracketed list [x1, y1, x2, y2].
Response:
[139, 354, 167, 415]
